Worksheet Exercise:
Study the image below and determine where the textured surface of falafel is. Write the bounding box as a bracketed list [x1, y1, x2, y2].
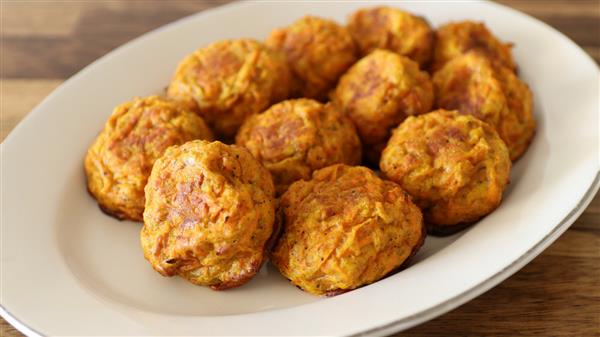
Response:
[432, 21, 515, 72]
[433, 51, 535, 160]
[85, 96, 213, 221]
[332, 49, 433, 163]
[272, 164, 425, 295]
[347, 6, 434, 67]
[380, 110, 511, 231]
[167, 39, 291, 138]
[266, 16, 357, 100]
[236, 98, 362, 194]
[141, 140, 276, 289]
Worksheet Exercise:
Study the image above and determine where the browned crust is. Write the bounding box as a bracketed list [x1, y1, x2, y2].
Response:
[210, 220, 282, 290]
[209, 259, 263, 290]
[210, 199, 282, 291]
[272, 165, 427, 297]
[266, 202, 284, 253]
[324, 288, 349, 297]
[401, 219, 427, 267]
[425, 170, 511, 237]
[426, 221, 474, 236]
[424, 189, 507, 236]
[97, 202, 130, 221]
[322, 219, 427, 297]
[86, 180, 141, 222]
[509, 128, 536, 162]
[424, 194, 505, 237]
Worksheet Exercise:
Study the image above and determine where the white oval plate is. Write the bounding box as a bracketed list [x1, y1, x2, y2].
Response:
[1, 1, 599, 336]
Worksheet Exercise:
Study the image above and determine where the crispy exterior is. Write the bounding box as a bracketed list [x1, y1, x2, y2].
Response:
[84, 96, 213, 221]
[332, 49, 433, 163]
[433, 52, 535, 160]
[432, 21, 515, 73]
[167, 39, 291, 138]
[380, 110, 511, 230]
[347, 6, 434, 66]
[236, 99, 362, 195]
[141, 141, 276, 290]
[272, 164, 425, 296]
[266, 16, 357, 100]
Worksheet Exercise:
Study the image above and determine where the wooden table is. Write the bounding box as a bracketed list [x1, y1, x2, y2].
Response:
[1, 1, 598, 336]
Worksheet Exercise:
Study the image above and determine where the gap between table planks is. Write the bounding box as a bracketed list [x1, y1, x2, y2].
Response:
[1, 1, 598, 336]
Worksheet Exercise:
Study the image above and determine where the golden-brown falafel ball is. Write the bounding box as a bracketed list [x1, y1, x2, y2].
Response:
[332, 49, 433, 164]
[266, 16, 357, 100]
[236, 98, 362, 195]
[271, 164, 425, 296]
[167, 39, 292, 139]
[85, 96, 213, 221]
[141, 140, 276, 290]
[432, 21, 515, 73]
[433, 52, 535, 160]
[347, 6, 434, 67]
[380, 110, 511, 234]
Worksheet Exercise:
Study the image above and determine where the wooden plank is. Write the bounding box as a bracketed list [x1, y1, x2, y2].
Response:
[0, 0, 229, 37]
[584, 46, 600, 63]
[0, 320, 21, 337]
[497, 0, 600, 55]
[498, 0, 600, 18]
[571, 193, 600, 232]
[1, 79, 62, 141]
[1, 2, 83, 37]
[3, 36, 144, 78]
[540, 228, 600, 258]
[399, 253, 600, 336]
[1, 0, 229, 78]
[1, 0, 598, 79]
[528, 16, 600, 46]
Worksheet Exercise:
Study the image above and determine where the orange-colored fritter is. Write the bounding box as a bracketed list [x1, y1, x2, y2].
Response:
[332, 49, 433, 163]
[141, 140, 276, 290]
[167, 39, 291, 139]
[432, 21, 515, 73]
[271, 164, 425, 296]
[266, 16, 357, 100]
[380, 110, 511, 234]
[433, 51, 535, 160]
[347, 6, 434, 67]
[84, 96, 213, 221]
[236, 99, 362, 195]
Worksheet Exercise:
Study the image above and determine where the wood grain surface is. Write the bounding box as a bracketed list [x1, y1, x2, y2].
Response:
[1, 1, 598, 336]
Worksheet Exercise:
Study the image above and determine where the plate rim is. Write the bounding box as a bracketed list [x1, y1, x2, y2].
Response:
[1, 172, 598, 337]
[355, 1, 600, 333]
[352, 171, 600, 337]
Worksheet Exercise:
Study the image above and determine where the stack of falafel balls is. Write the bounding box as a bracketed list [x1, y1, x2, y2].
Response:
[84, 7, 535, 296]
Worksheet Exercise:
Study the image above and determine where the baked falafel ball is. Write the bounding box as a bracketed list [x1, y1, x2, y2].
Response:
[84, 96, 213, 221]
[347, 6, 434, 67]
[433, 51, 535, 160]
[236, 98, 362, 195]
[266, 16, 357, 100]
[332, 49, 433, 163]
[271, 164, 425, 296]
[432, 21, 515, 73]
[380, 110, 511, 234]
[141, 140, 276, 290]
[167, 39, 292, 139]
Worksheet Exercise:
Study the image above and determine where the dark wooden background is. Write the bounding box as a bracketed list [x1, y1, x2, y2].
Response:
[1, 1, 598, 336]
